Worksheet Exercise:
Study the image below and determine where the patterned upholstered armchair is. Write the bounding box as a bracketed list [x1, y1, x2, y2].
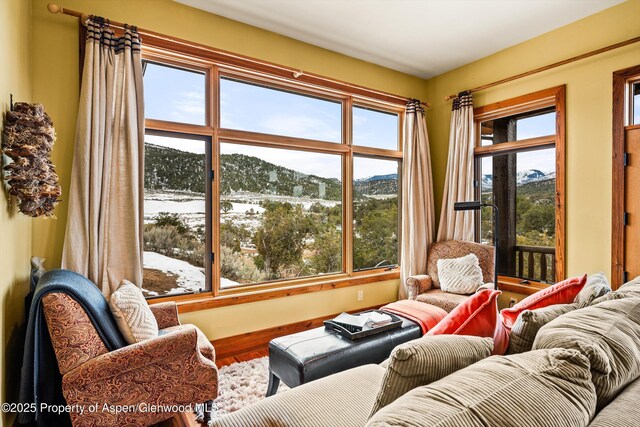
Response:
[406, 240, 495, 312]
[42, 292, 218, 426]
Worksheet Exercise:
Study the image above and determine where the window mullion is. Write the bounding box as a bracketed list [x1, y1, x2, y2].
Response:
[344, 97, 354, 275]
[211, 65, 221, 296]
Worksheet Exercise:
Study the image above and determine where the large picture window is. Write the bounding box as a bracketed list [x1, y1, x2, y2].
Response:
[474, 86, 565, 288]
[140, 51, 403, 300]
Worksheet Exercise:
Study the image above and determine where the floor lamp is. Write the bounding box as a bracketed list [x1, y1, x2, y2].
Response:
[454, 201, 499, 290]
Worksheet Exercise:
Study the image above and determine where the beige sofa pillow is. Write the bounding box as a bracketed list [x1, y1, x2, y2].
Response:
[591, 276, 640, 305]
[366, 348, 597, 427]
[507, 303, 579, 355]
[109, 280, 159, 344]
[437, 254, 484, 295]
[574, 272, 611, 307]
[370, 335, 493, 416]
[533, 297, 640, 410]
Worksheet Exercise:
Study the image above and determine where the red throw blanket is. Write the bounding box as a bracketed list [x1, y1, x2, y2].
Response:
[381, 300, 448, 335]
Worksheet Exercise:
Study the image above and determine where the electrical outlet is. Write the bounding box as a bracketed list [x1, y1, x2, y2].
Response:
[509, 297, 518, 308]
[357, 290, 364, 301]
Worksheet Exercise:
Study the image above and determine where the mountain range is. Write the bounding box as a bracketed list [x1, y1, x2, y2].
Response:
[145, 143, 398, 199]
[481, 169, 555, 191]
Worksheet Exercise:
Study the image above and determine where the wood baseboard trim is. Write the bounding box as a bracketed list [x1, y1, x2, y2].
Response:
[211, 304, 382, 360]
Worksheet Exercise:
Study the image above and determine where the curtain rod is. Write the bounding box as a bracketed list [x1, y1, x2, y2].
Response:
[445, 34, 640, 101]
[46, 3, 430, 109]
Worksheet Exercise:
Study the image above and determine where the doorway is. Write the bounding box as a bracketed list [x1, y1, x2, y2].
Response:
[612, 65, 640, 288]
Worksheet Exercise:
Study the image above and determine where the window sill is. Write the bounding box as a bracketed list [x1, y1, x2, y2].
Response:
[149, 269, 400, 313]
[498, 275, 549, 295]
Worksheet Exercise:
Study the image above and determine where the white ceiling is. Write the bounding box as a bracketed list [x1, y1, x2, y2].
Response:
[174, 0, 624, 79]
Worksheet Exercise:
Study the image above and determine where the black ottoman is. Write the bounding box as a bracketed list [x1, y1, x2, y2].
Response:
[266, 315, 421, 396]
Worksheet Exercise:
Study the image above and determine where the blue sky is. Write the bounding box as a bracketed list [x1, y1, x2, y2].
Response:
[480, 111, 556, 174]
[144, 62, 555, 179]
[144, 64, 399, 179]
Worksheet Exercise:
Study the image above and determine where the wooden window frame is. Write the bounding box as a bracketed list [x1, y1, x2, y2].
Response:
[612, 65, 640, 289]
[141, 42, 405, 313]
[473, 86, 566, 293]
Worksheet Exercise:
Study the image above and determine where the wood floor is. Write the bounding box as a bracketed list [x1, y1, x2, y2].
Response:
[216, 348, 269, 368]
[156, 348, 269, 427]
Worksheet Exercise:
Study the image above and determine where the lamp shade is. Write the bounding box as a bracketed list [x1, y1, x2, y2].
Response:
[454, 201, 482, 211]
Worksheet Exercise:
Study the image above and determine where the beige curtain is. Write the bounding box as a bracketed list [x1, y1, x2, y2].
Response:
[399, 100, 436, 299]
[62, 20, 144, 297]
[437, 92, 475, 242]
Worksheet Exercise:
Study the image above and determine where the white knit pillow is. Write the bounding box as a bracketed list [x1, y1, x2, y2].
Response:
[437, 254, 484, 295]
[109, 280, 158, 344]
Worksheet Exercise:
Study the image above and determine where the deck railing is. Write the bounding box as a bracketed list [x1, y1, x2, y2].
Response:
[514, 245, 555, 283]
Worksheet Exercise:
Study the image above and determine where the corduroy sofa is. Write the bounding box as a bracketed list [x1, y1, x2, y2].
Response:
[212, 276, 640, 427]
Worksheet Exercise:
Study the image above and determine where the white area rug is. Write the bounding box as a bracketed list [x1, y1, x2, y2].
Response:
[213, 356, 288, 416]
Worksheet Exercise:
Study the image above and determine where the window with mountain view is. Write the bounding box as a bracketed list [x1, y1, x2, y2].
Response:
[353, 157, 399, 270]
[142, 132, 210, 297]
[475, 87, 565, 285]
[141, 54, 403, 298]
[219, 143, 343, 286]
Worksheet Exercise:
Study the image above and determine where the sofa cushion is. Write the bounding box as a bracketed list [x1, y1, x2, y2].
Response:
[366, 348, 596, 427]
[109, 280, 158, 344]
[592, 276, 640, 305]
[533, 297, 640, 410]
[574, 273, 611, 307]
[437, 254, 484, 295]
[428, 289, 509, 355]
[212, 364, 385, 427]
[501, 274, 587, 329]
[507, 303, 579, 355]
[589, 378, 640, 427]
[370, 335, 493, 415]
[416, 289, 468, 313]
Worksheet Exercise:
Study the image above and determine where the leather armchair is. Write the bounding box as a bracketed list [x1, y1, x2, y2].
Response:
[406, 240, 495, 312]
[42, 292, 217, 427]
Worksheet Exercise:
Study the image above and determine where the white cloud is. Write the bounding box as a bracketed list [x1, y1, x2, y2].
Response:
[258, 114, 341, 142]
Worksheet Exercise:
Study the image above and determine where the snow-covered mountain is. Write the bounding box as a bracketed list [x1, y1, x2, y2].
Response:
[481, 169, 554, 190]
[357, 173, 397, 182]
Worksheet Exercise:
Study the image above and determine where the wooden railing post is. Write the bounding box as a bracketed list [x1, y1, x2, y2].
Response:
[513, 245, 555, 283]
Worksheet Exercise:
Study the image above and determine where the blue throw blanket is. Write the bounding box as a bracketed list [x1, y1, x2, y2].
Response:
[17, 270, 127, 426]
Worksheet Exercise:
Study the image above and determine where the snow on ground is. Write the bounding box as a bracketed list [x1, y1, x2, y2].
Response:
[145, 198, 205, 215]
[144, 251, 205, 294]
[220, 277, 241, 289]
[144, 251, 239, 295]
[226, 202, 265, 214]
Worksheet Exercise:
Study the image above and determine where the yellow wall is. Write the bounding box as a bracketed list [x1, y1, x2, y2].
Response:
[0, 1, 33, 424]
[426, 0, 640, 281]
[29, 0, 426, 340]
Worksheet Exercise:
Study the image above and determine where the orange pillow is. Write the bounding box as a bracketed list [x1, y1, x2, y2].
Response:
[500, 274, 588, 330]
[427, 289, 509, 355]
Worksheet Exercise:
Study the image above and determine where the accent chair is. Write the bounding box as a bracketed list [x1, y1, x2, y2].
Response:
[41, 281, 218, 426]
[406, 240, 495, 312]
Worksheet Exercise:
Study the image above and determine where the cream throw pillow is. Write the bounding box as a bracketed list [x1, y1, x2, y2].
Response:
[109, 280, 159, 344]
[437, 253, 484, 294]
